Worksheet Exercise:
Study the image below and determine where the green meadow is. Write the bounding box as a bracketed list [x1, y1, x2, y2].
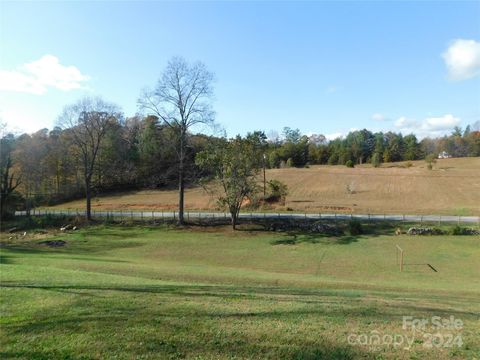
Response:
[1, 225, 479, 359]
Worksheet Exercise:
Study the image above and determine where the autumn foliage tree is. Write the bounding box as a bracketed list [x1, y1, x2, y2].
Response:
[196, 136, 262, 229]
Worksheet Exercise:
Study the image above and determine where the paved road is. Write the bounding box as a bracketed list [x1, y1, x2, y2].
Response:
[15, 209, 480, 224]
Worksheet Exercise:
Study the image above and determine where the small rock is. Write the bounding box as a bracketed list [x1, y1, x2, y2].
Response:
[60, 224, 73, 232]
[407, 227, 444, 235]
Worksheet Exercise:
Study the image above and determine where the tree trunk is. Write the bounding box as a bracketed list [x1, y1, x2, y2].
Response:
[0, 196, 6, 220]
[231, 207, 240, 230]
[178, 130, 185, 225]
[85, 179, 92, 221]
[178, 162, 185, 225]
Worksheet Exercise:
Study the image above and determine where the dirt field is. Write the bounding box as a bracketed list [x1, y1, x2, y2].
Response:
[49, 157, 480, 215]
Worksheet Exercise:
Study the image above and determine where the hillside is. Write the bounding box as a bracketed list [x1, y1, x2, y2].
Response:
[49, 157, 480, 216]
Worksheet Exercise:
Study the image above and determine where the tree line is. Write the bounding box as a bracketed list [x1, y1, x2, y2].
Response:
[266, 125, 480, 168]
[1, 56, 479, 223]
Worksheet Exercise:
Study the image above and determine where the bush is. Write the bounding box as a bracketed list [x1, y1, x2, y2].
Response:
[451, 225, 480, 235]
[266, 179, 288, 204]
[345, 160, 354, 168]
[286, 158, 294, 167]
[425, 153, 437, 170]
[371, 153, 381, 168]
[348, 220, 363, 235]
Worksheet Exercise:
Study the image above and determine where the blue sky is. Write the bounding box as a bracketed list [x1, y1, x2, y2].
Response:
[1, 1, 479, 139]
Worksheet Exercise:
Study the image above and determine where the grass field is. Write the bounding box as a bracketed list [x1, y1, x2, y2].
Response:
[1, 224, 479, 359]
[48, 157, 480, 216]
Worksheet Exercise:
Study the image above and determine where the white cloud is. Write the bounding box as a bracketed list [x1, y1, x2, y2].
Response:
[0, 108, 44, 134]
[372, 113, 389, 121]
[325, 132, 343, 141]
[394, 114, 460, 138]
[442, 39, 480, 80]
[394, 116, 418, 129]
[423, 114, 460, 131]
[0, 55, 89, 95]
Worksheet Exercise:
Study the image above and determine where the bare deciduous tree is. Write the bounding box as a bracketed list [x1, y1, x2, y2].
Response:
[139, 56, 215, 224]
[58, 97, 122, 221]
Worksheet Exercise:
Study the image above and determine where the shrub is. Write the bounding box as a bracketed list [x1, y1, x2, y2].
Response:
[286, 158, 294, 167]
[266, 179, 288, 204]
[345, 160, 354, 168]
[348, 220, 363, 235]
[425, 154, 437, 170]
[451, 225, 480, 235]
[371, 153, 381, 168]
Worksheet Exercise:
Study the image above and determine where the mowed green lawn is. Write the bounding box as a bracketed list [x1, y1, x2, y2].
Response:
[1, 225, 479, 359]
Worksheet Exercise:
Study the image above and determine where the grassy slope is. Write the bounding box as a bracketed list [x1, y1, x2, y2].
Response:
[1, 225, 479, 359]
[48, 157, 480, 215]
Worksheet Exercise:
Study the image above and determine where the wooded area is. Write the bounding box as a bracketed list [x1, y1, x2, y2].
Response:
[1, 57, 479, 220]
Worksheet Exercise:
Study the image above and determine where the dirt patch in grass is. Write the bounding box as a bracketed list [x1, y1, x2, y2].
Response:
[39, 240, 67, 247]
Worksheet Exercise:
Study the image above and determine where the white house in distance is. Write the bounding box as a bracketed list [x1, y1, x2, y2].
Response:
[438, 151, 452, 159]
